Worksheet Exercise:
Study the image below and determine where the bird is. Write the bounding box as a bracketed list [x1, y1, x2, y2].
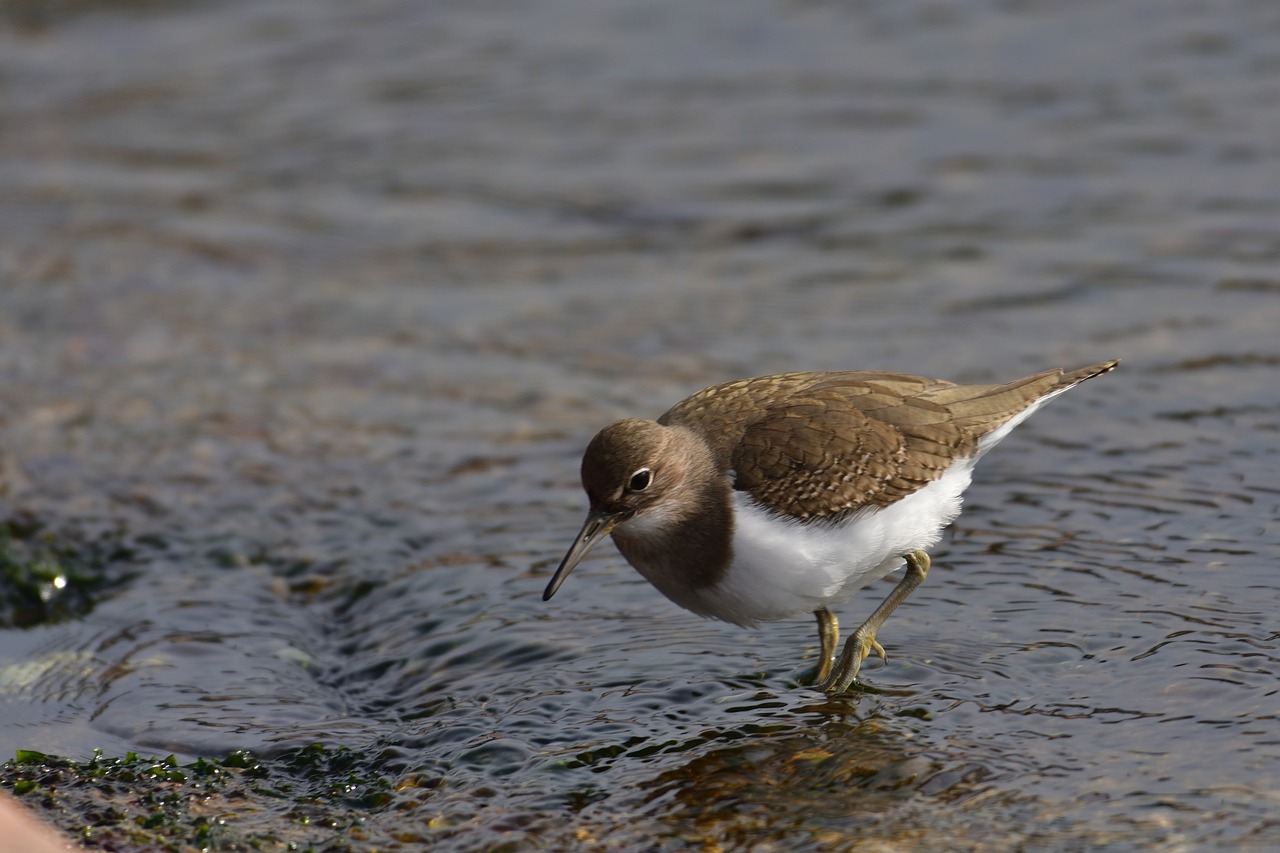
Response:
[542, 359, 1118, 694]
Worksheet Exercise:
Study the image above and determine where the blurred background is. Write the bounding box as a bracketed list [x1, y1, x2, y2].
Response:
[1, 0, 1278, 849]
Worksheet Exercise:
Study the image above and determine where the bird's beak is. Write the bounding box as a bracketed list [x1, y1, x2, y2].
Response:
[542, 509, 621, 601]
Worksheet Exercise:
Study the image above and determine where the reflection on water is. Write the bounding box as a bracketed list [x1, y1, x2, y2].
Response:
[2, 0, 1280, 848]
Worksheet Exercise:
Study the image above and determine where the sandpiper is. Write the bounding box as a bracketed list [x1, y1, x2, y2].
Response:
[543, 360, 1118, 693]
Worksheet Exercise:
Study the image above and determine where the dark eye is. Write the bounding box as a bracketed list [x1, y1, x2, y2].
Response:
[628, 468, 652, 492]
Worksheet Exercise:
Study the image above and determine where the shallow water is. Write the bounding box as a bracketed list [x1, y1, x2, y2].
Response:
[1, 0, 1279, 848]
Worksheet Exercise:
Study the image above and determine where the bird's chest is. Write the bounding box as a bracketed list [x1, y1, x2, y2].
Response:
[703, 462, 977, 625]
[610, 498, 735, 617]
[610, 458, 973, 626]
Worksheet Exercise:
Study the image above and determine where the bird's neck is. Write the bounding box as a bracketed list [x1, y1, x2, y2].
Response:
[613, 473, 734, 594]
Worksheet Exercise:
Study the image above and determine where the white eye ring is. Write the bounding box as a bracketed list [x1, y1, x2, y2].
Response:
[628, 468, 652, 492]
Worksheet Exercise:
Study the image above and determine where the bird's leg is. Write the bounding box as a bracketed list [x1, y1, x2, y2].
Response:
[819, 550, 931, 694]
[813, 607, 839, 684]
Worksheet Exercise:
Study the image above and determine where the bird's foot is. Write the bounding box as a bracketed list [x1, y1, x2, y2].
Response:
[817, 549, 931, 695]
[818, 623, 887, 694]
[812, 607, 839, 685]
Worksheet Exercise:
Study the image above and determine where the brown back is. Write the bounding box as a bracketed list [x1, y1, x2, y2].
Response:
[659, 361, 1117, 520]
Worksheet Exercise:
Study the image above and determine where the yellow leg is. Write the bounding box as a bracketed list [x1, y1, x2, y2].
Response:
[813, 607, 839, 684]
[819, 550, 931, 694]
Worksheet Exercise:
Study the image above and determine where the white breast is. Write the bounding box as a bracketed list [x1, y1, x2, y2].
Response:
[690, 457, 978, 626]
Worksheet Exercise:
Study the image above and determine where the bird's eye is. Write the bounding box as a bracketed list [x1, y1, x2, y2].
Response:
[628, 468, 652, 492]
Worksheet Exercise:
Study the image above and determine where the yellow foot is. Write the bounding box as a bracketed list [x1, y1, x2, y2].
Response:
[813, 608, 839, 685]
[817, 549, 931, 695]
[818, 624, 887, 694]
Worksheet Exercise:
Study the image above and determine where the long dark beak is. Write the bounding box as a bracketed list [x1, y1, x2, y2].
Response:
[542, 509, 621, 601]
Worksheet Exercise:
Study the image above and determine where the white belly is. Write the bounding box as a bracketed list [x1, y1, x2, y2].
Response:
[691, 458, 978, 626]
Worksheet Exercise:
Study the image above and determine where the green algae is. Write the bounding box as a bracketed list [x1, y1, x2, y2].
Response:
[2, 744, 395, 852]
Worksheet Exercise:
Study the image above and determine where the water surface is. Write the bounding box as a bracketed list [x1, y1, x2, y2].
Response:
[1, 0, 1278, 848]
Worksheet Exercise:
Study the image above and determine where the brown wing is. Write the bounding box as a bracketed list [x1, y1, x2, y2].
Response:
[659, 372, 951, 456]
[729, 393, 910, 519]
[703, 362, 1119, 521]
[730, 376, 974, 520]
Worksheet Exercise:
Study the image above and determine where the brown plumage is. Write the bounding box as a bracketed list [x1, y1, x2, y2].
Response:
[660, 360, 1118, 521]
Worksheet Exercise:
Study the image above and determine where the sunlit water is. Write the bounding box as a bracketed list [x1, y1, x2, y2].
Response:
[1, 0, 1278, 848]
